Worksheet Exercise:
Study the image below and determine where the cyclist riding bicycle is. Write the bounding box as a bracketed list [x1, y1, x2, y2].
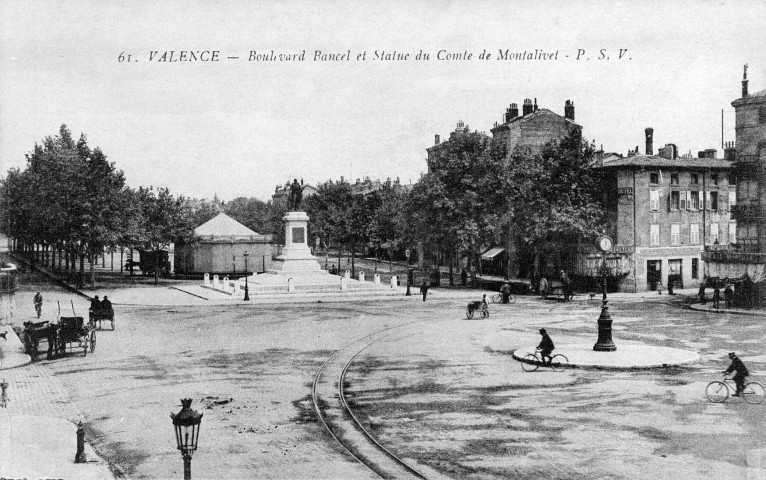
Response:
[537, 328, 555, 366]
[723, 352, 749, 396]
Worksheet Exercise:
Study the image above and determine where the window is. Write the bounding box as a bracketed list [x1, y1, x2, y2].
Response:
[671, 224, 680, 245]
[692, 258, 699, 279]
[729, 222, 737, 244]
[729, 190, 736, 207]
[650, 224, 660, 246]
[649, 190, 660, 210]
[670, 191, 680, 210]
[710, 191, 718, 210]
[691, 191, 700, 210]
[710, 223, 719, 244]
[650, 172, 659, 185]
[681, 191, 688, 209]
[670, 173, 679, 185]
[691, 174, 699, 185]
[711, 174, 719, 185]
[690, 224, 700, 244]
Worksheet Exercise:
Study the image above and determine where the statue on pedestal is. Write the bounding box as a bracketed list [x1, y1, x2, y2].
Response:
[287, 178, 303, 211]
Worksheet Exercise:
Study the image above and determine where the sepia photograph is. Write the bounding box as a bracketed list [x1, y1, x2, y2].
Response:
[1, 0, 765, 478]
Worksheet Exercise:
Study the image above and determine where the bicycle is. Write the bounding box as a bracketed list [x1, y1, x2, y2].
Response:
[706, 375, 765, 404]
[520, 349, 569, 372]
[491, 293, 516, 304]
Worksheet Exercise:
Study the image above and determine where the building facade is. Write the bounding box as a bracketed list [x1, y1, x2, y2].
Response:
[585, 130, 734, 292]
[702, 66, 766, 305]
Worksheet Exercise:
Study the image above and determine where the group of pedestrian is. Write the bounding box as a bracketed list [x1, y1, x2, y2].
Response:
[699, 280, 734, 309]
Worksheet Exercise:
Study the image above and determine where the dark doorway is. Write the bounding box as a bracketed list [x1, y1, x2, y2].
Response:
[647, 260, 662, 290]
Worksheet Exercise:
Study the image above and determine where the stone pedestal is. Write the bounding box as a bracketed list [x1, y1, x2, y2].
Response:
[269, 211, 325, 275]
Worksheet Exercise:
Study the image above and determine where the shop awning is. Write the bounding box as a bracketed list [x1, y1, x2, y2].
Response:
[481, 247, 505, 260]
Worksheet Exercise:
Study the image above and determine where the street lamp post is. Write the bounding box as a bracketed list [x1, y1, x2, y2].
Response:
[171, 398, 203, 480]
[593, 235, 617, 352]
[243, 252, 250, 301]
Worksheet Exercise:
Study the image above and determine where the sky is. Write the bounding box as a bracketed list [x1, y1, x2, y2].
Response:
[1, 0, 765, 202]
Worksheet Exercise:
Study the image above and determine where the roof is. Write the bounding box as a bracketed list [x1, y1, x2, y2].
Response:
[491, 108, 581, 131]
[732, 88, 766, 106]
[594, 155, 732, 170]
[195, 212, 258, 237]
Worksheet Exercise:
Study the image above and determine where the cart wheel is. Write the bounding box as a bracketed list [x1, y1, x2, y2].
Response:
[466, 308, 474, 319]
[89, 330, 96, 353]
[508, 295, 516, 304]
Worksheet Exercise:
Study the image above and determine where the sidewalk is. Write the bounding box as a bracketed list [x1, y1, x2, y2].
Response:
[0, 324, 118, 478]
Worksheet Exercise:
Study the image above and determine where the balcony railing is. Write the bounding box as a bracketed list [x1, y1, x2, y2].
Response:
[702, 246, 766, 264]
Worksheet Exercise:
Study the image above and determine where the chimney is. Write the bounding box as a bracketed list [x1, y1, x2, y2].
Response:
[522, 98, 533, 116]
[564, 100, 575, 121]
[724, 141, 737, 161]
[505, 103, 519, 122]
[435, 134, 440, 145]
[698, 149, 718, 159]
[742, 64, 749, 97]
[533, 98, 538, 112]
[645, 127, 654, 155]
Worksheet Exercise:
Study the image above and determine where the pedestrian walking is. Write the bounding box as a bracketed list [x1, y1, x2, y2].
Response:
[712, 286, 721, 309]
[501, 282, 511, 304]
[539, 277, 549, 299]
[698, 283, 706, 305]
[33, 291, 43, 318]
[724, 284, 734, 308]
[420, 280, 429, 302]
[560, 270, 572, 301]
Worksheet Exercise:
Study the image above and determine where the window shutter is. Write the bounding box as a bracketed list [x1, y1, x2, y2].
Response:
[667, 193, 671, 212]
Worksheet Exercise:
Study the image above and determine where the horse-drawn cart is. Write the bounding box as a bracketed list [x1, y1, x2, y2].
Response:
[57, 316, 96, 357]
[89, 309, 115, 330]
[466, 300, 489, 319]
[22, 320, 58, 360]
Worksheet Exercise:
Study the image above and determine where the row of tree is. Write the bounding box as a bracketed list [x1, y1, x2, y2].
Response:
[0, 125, 195, 285]
[1, 124, 605, 287]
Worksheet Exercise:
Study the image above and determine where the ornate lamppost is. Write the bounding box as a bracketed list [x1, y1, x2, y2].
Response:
[243, 252, 250, 301]
[593, 235, 617, 352]
[171, 398, 203, 480]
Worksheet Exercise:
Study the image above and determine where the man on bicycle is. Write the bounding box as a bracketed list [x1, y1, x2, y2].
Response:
[723, 352, 749, 396]
[537, 328, 555, 366]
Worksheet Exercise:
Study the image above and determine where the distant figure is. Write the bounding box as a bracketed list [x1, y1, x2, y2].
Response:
[539, 277, 549, 300]
[89, 295, 102, 314]
[101, 296, 113, 313]
[33, 292, 43, 318]
[461, 269, 468, 287]
[287, 178, 303, 211]
[713, 286, 721, 309]
[560, 270, 572, 301]
[725, 284, 734, 308]
[698, 283, 706, 305]
[482, 294, 488, 306]
[537, 328, 555, 366]
[501, 282, 512, 304]
[420, 280, 429, 302]
[667, 279, 674, 295]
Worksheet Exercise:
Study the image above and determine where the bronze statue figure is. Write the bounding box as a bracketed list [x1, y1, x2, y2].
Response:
[288, 178, 303, 211]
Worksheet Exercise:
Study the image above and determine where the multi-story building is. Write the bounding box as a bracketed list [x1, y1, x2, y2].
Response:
[702, 65, 766, 305]
[581, 128, 734, 292]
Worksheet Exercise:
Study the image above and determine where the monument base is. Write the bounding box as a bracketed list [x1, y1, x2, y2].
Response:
[268, 210, 325, 276]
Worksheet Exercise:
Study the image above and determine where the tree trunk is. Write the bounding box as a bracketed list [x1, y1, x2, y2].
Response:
[89, 249, 96, 287]
[351, 244, 356, 278]
[120, 247, 124, 273]
[154, 250, 159, 285]
[449, 252, 455, 286]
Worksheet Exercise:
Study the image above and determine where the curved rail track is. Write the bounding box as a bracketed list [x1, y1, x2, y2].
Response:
[312, 324, 428, 480]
